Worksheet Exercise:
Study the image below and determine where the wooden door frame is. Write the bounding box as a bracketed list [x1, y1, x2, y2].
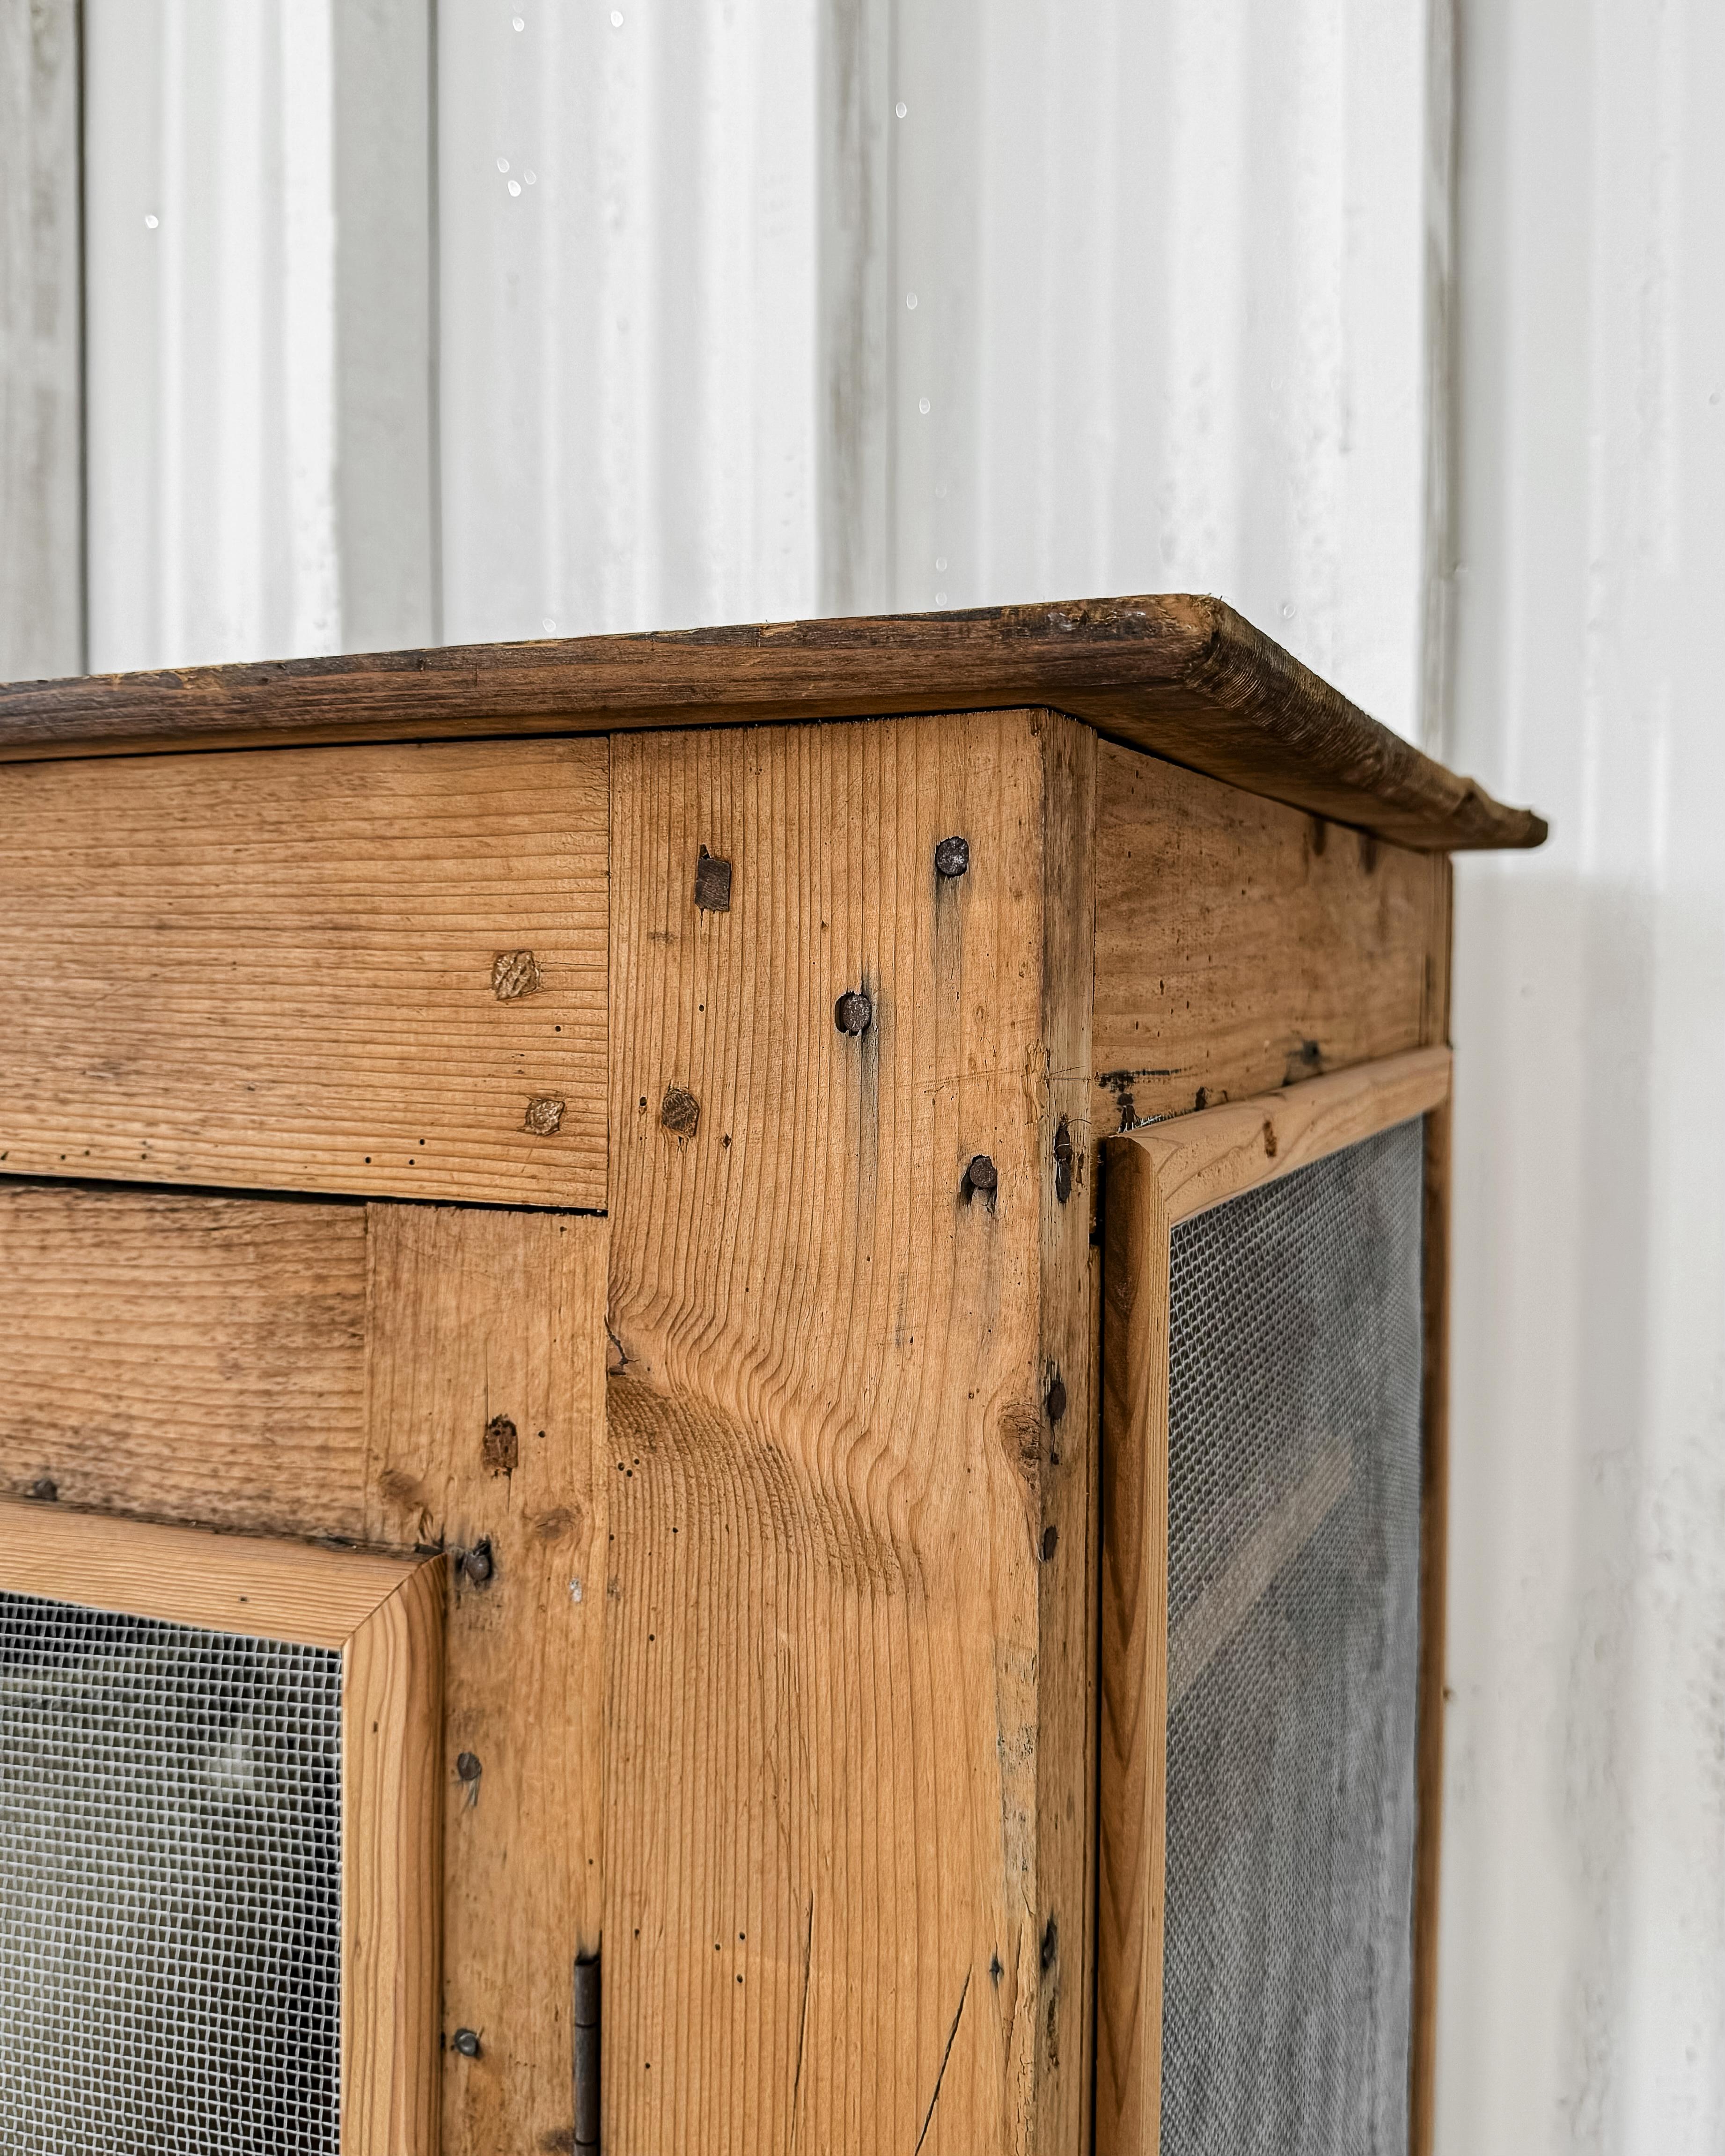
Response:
[0, 1499, 445, 2156]
[1095, 1043, 1452, 2156]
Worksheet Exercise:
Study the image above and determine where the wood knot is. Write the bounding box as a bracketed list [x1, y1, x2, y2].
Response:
[483, 1414, 519, 1474]
[523, 1095, 565, 1136]
[492, 948, 544, 1000]
[660, 1085, 701, 1138]
[693, 846, 733, 912]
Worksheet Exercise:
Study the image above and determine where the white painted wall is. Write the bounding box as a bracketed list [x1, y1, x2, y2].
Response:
[1439, 0, 1725, 2147]
[15, 0, 1725, 2145]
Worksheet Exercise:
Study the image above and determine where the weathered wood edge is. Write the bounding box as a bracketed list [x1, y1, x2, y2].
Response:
[0, 594, 1545, 852]
[341, 1556, 447, 2156]
[1124, 1047, 1453, 1225]
[1095, 1137, 1172, 2156]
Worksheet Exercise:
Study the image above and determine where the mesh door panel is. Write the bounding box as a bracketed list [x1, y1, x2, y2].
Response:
[1161, 1118, 1424, 2156]
[0, 1594, 342, 2156]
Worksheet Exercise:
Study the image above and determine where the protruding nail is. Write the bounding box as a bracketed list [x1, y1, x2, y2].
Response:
[934, 835, 970, 879]
[966, 1154, 998, 1195]
[693, 846, 733, 911]
[456, 1752, 482, 1784]
[461, 1540, 494, 1587]
[1053, 1117, 1074, 1204]
[452, 2028, 482, 2059]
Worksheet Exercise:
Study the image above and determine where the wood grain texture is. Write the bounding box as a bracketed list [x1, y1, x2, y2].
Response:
[342, 1559, 447, 2156]
[604, 712, 1093, 2155]
[1093, 740, 1453, 1137]
[0, 595, 1546, 852]
[0, 1180, 370, 1536]
[1126, 1047, 1452, 1227]
[0, 739, 608, 1206]
[364, 1203, 608, 2156]
[1095, 1139, 1172, 2156]
[1409, 1095, 1452, 2156]
[0, 1492, 420, 1646]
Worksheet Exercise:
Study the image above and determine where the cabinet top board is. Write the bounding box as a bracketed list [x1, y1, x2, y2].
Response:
[0, 592, 1543, 851]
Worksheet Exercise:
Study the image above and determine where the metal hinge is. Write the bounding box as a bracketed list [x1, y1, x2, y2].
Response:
[573, 1951, 601, 2152]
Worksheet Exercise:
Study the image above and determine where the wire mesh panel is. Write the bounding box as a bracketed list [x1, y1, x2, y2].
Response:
[0, 1594, 343, 2156]
[1161, 1118, 1424, 2156]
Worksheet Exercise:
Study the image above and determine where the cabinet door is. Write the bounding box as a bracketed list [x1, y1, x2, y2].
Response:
[1098, 1050, 1450, 2156]
[0, 1182, 609, 2156]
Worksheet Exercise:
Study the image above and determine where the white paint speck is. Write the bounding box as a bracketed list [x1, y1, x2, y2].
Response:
[569, 1577, 584, 1603]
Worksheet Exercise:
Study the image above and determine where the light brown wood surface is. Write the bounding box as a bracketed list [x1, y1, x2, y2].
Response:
[0, 1491, 421, 1645]
[1128, 1046, 1452, 1225]
[1095, 1139, 1172, 2156]
[342, 1558, 447, 2156]
[0, 596, 1547, 853]
[1093, 741, 1451, 1135]
[364, 1203, 608, 2156]
[0, 1180, 370, 1535]
[0, 738, 609, 1207]
[604, 711, 1094, 2156]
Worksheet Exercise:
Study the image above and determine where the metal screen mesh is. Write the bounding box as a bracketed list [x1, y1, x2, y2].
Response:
[1161, 1118, 1424, 2156]
[0, 1593, 342, 2156]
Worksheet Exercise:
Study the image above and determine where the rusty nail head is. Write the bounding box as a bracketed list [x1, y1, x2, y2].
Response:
[934, 835, 970, 879]
[452, 2028, 482, 2059]
[456, 1752, 482, 1783]
[1046, 1372, 1068, 1424]
[461, 1540, 493, 1587]
[660, 1085, 701, 1138]
[834, 989, 873, 1036]
[523, 1095, 565, 1137]
[491, 948, 543, 1001]
[693, 845, 733, 912]
[966, 1154, 998, 1194]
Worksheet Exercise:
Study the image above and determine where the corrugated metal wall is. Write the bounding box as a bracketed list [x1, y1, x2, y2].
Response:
[5, 1, 1724, 2149]
[73, 0, 1437, 742]
[1442, 0, 1725, 2146]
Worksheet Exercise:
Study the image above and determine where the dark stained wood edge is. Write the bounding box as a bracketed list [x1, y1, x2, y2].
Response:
[0, 594, 1546, 852]
[1410, 1096, 1452, 2156]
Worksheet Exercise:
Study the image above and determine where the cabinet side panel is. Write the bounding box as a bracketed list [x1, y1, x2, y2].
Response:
[605, 713, 1082, 2154]
[1093, 741, 1447, 1136]
[0, 1180, 369, 1538]
[364, 1203, 608, 2156]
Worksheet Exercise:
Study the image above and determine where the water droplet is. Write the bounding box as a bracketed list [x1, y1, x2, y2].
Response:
[543, 617, 558, 632]
[508, 178, 522, 196]
[611, 8, 623, 22]
[143, 213, 159, 229]
[935, 556, 947, 572]
[1280, 602, 1296, 620]
[497, 156, 510, 173]
[918, 396, 931, 414]
[512, 13, 525, 26]
[935, 592, 948, 606]
[895, 101, 908, 118]
[524, 169, 536, 184]
[905, 292, 918, 310]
